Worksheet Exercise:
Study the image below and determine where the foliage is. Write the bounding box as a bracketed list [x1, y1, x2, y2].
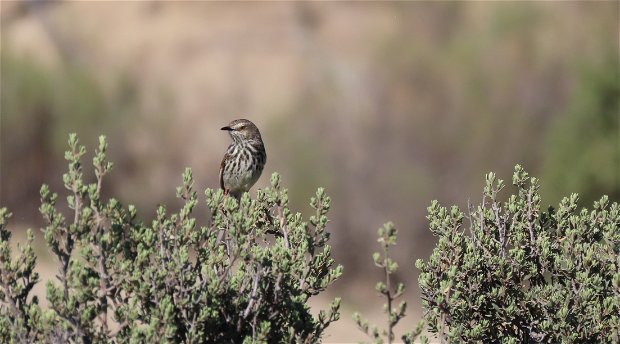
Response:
[417, 165, 620, 343]
[0, 134, 342, 343]
[4, 133, 619, 344]
[0, 209, 45, 343]
[353, 222, 427, 344]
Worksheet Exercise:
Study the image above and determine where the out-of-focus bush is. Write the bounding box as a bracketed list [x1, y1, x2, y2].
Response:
[0, 50, 114, 150]
[1, 50, 139, 221]
[542, 48, 620, 206]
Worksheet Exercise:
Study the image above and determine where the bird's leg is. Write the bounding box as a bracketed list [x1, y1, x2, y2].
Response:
[263, 205, 281, 237]
[221, 189, 229, 210]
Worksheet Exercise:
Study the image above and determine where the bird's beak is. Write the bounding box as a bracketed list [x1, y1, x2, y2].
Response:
[221, 126, 232, 131]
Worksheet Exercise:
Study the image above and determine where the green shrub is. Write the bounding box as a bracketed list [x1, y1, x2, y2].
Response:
[4, 134, 619, 344]
[0, 210, 42, 343]
[353, 222, 427, 344]
[417, 165, 620, 343]
[1, 134, 342, 343]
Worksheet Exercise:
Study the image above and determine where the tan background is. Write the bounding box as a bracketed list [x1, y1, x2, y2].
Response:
[1, 1, 618, 342]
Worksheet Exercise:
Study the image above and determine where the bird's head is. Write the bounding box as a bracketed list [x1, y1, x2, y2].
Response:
[221, 119, 262, 144]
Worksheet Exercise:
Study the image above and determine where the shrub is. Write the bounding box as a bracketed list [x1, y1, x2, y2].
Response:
[417, 165, 620, 343]
[0, 209, 42, 343]
[4, 134, 619, 344]
[353, 222, 427, 344]
[1, 134, 342, 343]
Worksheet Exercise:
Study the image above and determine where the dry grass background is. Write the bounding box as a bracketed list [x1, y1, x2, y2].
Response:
[1, 1, 618, 342]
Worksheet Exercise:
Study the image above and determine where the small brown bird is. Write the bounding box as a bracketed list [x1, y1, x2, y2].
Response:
[219, 119, 267, 200]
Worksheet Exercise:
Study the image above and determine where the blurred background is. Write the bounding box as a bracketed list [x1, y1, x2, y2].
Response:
[1, 1, 618, 341]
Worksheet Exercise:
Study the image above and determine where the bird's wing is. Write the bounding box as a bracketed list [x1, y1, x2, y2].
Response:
[219, 153, 229, 190]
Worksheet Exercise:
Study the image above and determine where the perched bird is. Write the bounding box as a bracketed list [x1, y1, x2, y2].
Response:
[219, 119, 267, 200]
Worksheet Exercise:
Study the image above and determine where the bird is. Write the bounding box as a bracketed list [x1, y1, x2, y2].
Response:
[219, 119, 267, 200]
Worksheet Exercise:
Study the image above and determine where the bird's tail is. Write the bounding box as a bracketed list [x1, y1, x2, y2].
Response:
[230, 191, 243, 201]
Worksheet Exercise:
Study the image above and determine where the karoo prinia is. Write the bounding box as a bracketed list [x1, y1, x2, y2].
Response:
[219, 119, 267, 200]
